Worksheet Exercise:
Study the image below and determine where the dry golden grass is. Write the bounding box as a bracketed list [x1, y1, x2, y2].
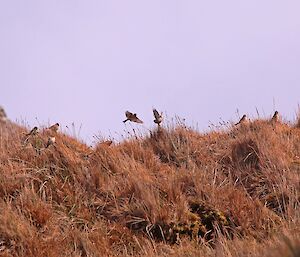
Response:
[0, 118, 299, 256]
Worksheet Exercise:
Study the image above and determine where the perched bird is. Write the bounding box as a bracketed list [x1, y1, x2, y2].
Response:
[46, 136, 56, 148]
[0, 106, 7, 122]
[48, 123, 59, 133]
[99, 140, 113, 146]
[26, 126, 38, 136]
[153, 108, 163, 126]
[123, 111, 143, 124]
[235, 115, 248, 126]
[270, 111, 280, 123]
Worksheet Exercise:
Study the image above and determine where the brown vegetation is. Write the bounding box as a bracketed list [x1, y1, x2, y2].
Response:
[0, 118, 299, 256]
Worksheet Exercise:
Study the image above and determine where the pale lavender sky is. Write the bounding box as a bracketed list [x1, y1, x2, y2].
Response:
[1, 1, 300, 142]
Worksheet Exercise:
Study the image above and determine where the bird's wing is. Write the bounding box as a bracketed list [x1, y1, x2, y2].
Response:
[240, 115, 246, 122]
[235, 117, 243, 125]
[153, 109, 160, 120]
[125, 111, 132, 119]
[136, 118, 143, 124]
[133, 116, 143, 123]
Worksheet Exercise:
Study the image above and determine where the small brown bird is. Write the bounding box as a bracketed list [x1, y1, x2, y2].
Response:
[235, 114, 248, 126]
[153, 108, 163, 125]
[270, 111, 280, 123]
[48, 123, 59, 133]
[99, 140, 113, 146]
[123, 111, 143, 124]
[45, 136, 56, 148]
[0, 106, 7, 121]
[26, 126, 38, 136]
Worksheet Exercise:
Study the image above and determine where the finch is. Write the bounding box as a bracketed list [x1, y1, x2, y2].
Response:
[100, 140, 113, 146]
[48, 123, 59, 133]
[0, 106, 7, 121]
[235, 115, 248, 126]
[270, 111, 280, 123]
[26, 126, 38, 136]
[123, 111, 143, 124]
[153, 108, 163, 125]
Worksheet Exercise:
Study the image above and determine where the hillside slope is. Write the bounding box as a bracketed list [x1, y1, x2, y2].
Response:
[0, 119, 299, 256]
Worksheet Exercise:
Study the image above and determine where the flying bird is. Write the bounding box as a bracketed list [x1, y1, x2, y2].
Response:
[235, 115, 248, 126]
[46, 137, 56, 148]
[26, 126, 38, 136]
[270, 111, 280, 123]
[123, 111, 143, 124]
[153, 108, 163, 125]
[48, 123, 59, 133]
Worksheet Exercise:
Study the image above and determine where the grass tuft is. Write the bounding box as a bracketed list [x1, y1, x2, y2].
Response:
[0, 118, 299, 256]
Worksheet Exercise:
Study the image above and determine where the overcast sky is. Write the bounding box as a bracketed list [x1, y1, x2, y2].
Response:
[1, 1, 300, 143]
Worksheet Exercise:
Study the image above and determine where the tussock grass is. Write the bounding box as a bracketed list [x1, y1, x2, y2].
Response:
[0, 118, 299, 256]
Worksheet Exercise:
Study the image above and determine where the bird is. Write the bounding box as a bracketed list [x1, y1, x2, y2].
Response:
[45, 136, 56, 148]
[270, 111, 280, 123]
[235, 115, 248, 126]
[153, 108, 163, 126]
[26, 126, 38, 136]
[99, 140, 113, 146]
[0, 106, 7, 122]
[123, 111, 143, 124]
[48, 123, 59, 133]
